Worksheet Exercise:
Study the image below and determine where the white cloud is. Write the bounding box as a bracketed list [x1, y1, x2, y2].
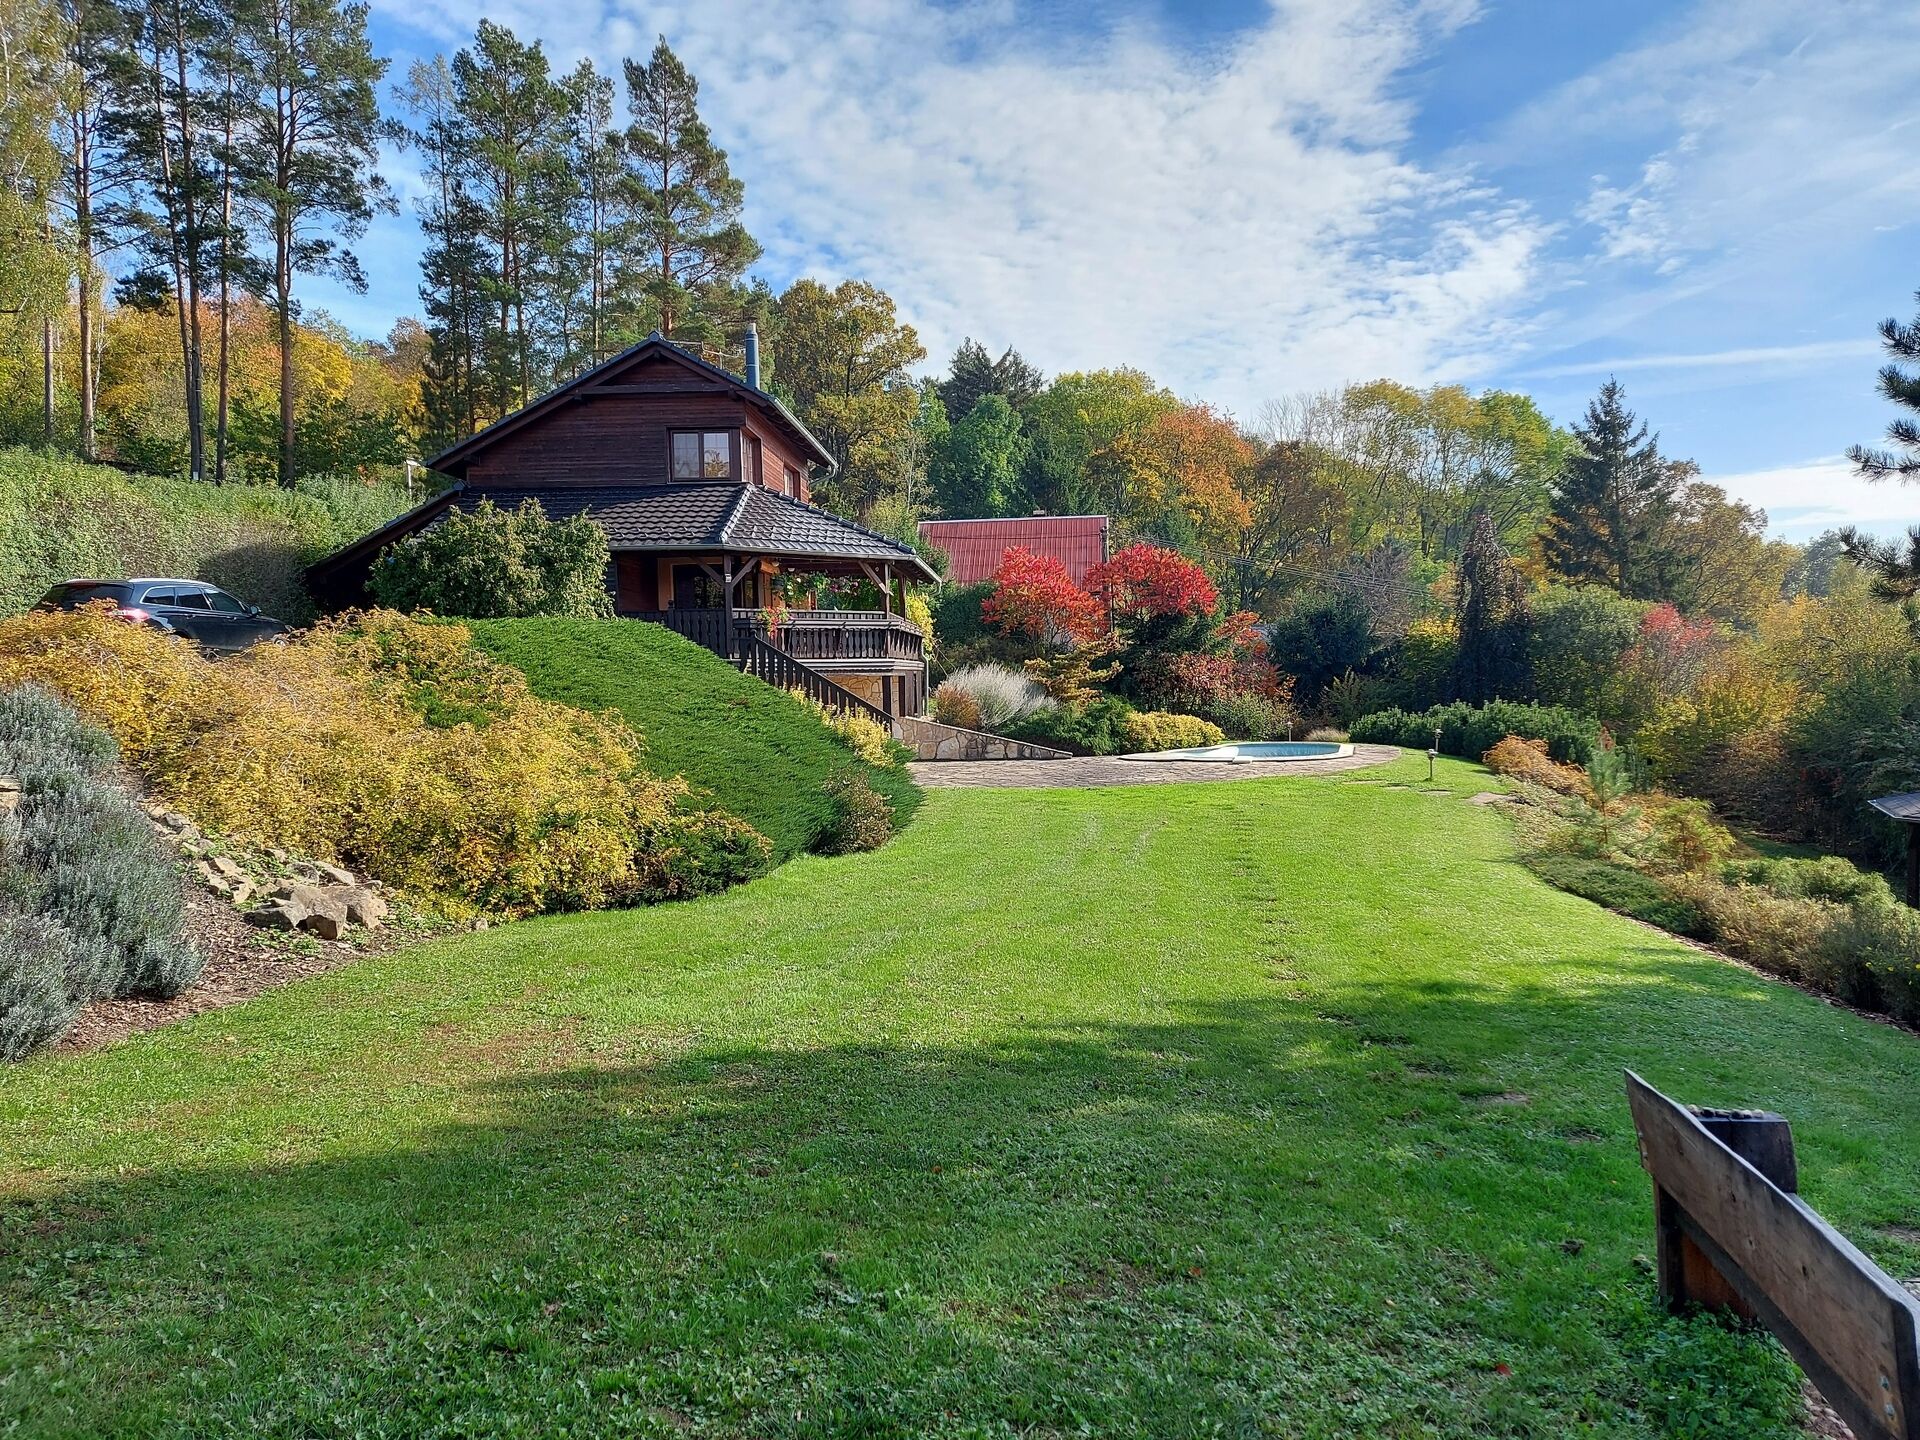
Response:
[1483, 1, 1920, 285]
[1519, 339, 1880, 380]
[369, 0, 1545, 413]
[1705, 455, 1920, 540]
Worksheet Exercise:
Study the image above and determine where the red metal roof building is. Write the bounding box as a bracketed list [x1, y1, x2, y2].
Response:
[919, 515, 1111, 587]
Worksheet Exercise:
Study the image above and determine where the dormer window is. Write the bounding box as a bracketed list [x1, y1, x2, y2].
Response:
[671, 430, 736, 480]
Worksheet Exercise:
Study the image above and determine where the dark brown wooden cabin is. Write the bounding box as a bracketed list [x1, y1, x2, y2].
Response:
[308, 332, 935, 721]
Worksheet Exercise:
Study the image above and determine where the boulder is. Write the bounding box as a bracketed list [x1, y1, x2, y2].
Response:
[340, 887, 388, 930]
[210, 855, 246, 882]
[230, 880, 255, 908]
[246, 898, 307, 930]
[285, 884, 350, 940]
[313, 862, 356, 886]
[302, 910, 345, 941]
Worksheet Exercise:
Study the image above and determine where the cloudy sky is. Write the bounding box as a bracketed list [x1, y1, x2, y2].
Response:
[315, 0, 1920, 540]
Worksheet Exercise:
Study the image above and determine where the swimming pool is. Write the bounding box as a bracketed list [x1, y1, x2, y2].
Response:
[1119, 741, 1354, 763]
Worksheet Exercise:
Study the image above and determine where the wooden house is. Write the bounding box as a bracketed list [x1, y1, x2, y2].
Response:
[309, 330, 936, 720]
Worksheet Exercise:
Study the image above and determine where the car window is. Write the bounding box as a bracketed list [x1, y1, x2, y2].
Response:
[140, 588, 177, 607]
[204, 588, 248, 615]
[40, 582, 130, 610]
[170, 589, 212, 611]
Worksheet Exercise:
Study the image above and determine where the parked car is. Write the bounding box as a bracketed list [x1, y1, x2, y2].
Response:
[34, 578, 289, 651]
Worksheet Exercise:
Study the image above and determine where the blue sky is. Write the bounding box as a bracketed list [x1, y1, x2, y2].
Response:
[311, 0, 1920, 541]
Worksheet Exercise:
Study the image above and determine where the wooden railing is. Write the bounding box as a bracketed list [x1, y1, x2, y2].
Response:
[1627, 1071, 1920, 1439]
[627, 607, 924, 666]
[735, 636, 892, 727]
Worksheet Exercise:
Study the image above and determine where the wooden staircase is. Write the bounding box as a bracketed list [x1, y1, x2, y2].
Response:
[733, 635, 894, 729]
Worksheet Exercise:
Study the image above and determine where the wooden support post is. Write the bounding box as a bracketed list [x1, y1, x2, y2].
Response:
[882, 563, 893, 617]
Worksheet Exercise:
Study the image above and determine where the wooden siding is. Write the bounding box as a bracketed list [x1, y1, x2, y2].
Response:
[458, 352, 815, 497]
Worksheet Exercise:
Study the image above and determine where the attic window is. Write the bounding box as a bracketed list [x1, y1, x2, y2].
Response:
[672, 430, 735, 480]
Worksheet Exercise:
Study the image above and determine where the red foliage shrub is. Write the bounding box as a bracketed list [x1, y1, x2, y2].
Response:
[982, 546, 1105, 644]
[1085, 544, 1218, 625]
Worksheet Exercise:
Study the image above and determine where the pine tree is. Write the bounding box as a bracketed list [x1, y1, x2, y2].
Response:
[400, 54, 482, 446]
[1453, 508, 1530, 703]
[1543, 378, 1681, 599]
[0, 0, 67, 442]
[108, 0, 224, 480]
[238, 0, 387, 485]
[616, 37, 758, 351]
[561, 57, 620, 370]
[1849, 293, 1920, 482]
[446, 21, 574, 419]
[940, 338, 1043, 421]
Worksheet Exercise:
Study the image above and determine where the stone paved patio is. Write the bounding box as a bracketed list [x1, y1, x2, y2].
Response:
[909, 743, 1403, 788]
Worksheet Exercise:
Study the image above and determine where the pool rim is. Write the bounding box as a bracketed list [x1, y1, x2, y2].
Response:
[1117, 740, 1356, 764]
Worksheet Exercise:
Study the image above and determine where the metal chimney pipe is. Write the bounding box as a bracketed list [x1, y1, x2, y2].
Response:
[745, 322, 761, 390]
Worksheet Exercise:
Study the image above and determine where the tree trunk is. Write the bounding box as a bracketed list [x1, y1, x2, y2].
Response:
[41, 318, 54, 445]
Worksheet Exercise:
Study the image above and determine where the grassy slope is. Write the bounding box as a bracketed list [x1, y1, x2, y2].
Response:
[0, 447, 409, 621]
[467, 617, 919, 861]
[5, 754, 1919, 1437]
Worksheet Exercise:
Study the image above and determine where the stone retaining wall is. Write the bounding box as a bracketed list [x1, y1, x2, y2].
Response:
[897, 715, 1069, 761]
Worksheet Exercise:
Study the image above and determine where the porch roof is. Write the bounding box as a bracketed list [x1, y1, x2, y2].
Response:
[473, 483, 938, 581]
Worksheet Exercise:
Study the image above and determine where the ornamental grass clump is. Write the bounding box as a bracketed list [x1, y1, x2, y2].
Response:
[935, 663, 1055, 730]
[0, 607, 766, 917]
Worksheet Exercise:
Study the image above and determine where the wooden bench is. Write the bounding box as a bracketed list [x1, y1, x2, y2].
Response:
[1626, 1071, 1920, 1439]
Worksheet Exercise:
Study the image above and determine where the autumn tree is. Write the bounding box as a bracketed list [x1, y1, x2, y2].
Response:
[773, 277, 924, 519]
[981, 545, 1103, 648]
[617, 36, 758, 351]
[1019, 368, 1178, 517]
[1224, 440, 1352, 614]
[1543, 379, 1683, 599]
[1140, 402, 1254, 559]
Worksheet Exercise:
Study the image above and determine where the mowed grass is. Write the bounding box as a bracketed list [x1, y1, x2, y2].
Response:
[467, 617, 919, 860]
[5, 754, 1920, 1437]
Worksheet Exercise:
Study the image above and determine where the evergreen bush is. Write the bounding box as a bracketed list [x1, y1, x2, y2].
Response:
[815, 771, 894, 856]
[1351, 701, 1600, 765]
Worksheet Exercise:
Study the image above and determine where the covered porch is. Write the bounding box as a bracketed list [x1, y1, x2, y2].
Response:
[615, 548, 929, 719]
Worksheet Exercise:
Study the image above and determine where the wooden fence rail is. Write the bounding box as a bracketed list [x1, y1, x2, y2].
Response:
[735, 636, 893, 729]
[1626, 1070, 1920, 1440]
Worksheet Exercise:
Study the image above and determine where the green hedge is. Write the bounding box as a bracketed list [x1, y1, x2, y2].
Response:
[1351, 700, 1601, 765]
[1525, 855, 1709, 937]
[0, 447, 409, 622]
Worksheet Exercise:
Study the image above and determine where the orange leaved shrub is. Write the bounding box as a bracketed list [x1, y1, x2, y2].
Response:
[1482, 735, 1591, 798]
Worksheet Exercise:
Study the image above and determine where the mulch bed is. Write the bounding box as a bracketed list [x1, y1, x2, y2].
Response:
[56, 882, 425, 1056]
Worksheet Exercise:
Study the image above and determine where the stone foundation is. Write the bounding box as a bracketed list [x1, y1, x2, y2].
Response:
[897, 716, 1069, 761]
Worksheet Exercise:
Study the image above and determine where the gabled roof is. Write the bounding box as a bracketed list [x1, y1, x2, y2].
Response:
[919, 515, 1111, 586]
[423, 332, 837, 478]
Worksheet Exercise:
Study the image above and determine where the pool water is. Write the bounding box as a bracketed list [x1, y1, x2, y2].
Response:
[1120, 741, 1353, 763]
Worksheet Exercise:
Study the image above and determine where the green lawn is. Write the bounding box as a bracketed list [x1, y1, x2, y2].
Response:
[467, 617, 918, 860]
[6, 753, 1919, 1437]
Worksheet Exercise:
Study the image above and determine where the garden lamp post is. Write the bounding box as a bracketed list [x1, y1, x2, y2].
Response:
[1428, 726, 1440, 783]
[1867, 791, 1920, 907]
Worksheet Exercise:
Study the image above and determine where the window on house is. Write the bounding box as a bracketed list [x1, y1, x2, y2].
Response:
[671, 430, 736, 480]
[783, 465, 801, 497]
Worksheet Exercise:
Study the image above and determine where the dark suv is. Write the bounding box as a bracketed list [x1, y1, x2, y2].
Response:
[35, 578, 289, 651]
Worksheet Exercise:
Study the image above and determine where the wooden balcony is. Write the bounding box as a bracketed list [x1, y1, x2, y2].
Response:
[625, 607, 924, 667]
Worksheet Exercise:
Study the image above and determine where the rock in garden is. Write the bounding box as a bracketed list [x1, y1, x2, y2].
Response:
[340, 887, 388, 930]
[302, 910, 346, 941]
[230, 880, 255, 908]
[285, 884, 350, 940]
[246, 898, 307, 930]
[161, 812, 193, 832]
[211, 855, 246, 882]
[0, 775, 21, 814]
[313, 862, 355, 886]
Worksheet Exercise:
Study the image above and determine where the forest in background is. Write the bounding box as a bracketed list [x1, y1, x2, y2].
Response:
[8, 0, 1920, 872]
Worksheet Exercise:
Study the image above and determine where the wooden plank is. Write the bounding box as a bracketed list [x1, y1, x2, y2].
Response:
[1627, 1072, 1920, 1440]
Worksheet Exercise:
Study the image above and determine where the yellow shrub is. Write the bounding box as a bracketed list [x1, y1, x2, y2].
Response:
[0, 607, 713, 916]
[787, 687, 899, 767]
[1120, 711, 1225, 751]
